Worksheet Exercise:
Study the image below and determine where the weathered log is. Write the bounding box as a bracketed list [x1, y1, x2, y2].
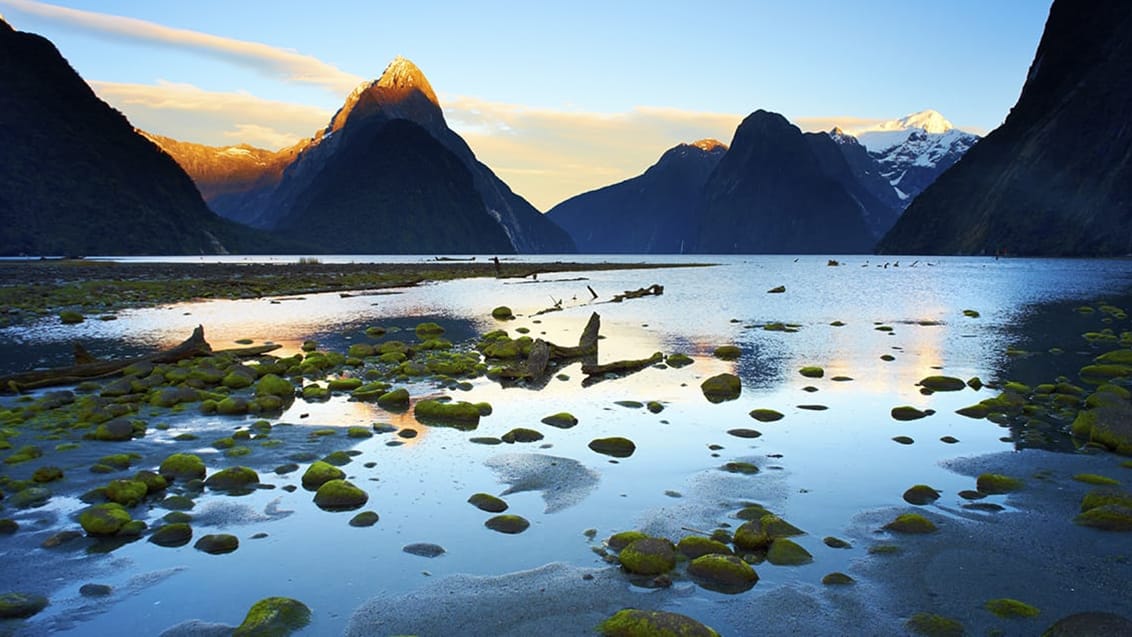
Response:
[610, 284, 663, 303]
[582, 351, 664, 377]
[1, 325, 214, 392]
[498, 313, 601, 382]
[548, 312, 600, 359]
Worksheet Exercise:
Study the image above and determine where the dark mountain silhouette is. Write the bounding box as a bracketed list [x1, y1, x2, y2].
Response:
[805, 130, 902, 239]
[878, 1, 1132, 256]
[545, 139, 726, 253]
[695, 110, 875, 253]
[0, 18, 290, 256]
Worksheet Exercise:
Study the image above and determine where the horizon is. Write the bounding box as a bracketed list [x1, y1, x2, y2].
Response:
[0, 0, 1052, 210]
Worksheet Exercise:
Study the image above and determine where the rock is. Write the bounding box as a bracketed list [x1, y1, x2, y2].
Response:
[149, 523, 192, 547]
[313, 479, 368, 511]
[985, 598, 1040, 618]
[349, 511, 380, 527]
[468, 493, 508, 513]
[676, 536, 732, 559]
[906, 612, 964, 637]
[918, 376, 967, 392]
[599, 608, 719, 637]
[501, 428, 544, 444]
[1043, 612, 1132, 636]
[80, 503, 131, 535]
[748, 408, 784, 422]
[402, 542, 446, 558]
[32, 466, 63, 483]
[491, 306, 514, 320]
[485, 514, 530, 534]
[0, 519, 17, 534]
[0, 592, 48, 619]
[766, 538, 813, 565]
[687, 554, 758, 593]
[822, 572, 855, 585]
[377, 388, 410, 410]
[618, 537, 676, 575]
[726, 428, 762, 439]
[700, 373, 741, 403]
[195, 533, 239, 554]
[159, 453, 206, 482]
[1075, 504, 1132, 531]
[891, 406, 930, 421]
[78, 584, 112, 598]
[607, 531, 649, 551]
[233, 597, 311, 637]
[105, 479, 148, 506]
[799, 366, 824, 378]
[721, 462, 759, 474]
[823, 536, 852, 549]
[713, 345, 741, 360]
[588, 437, 636, 458]
[903, 484, 941, 505]
[91, 418, 137, 441]
[160, 495, 196, 511]
[759, 514, 804, 537]
[301, 461, 346, 490]
[413, 399, 482, 429]
[11, 486, 51, 508]
[540, 412, 578, 429]
[665, 353, 694, 368]
[976, 473, 1023, 494]
[134, 470, 168, 495]
[884, 513, 938, 534]
[204, 467, 260, 492]
[768, 285, 786, 294]
[42, 530, 83, 548]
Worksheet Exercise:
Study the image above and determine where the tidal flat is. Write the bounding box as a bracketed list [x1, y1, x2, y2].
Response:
[1, 255, 1131, 636]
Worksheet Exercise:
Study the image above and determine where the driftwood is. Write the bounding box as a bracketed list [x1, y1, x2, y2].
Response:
[610, 284, 663, 303]
[498, 313, 600, 381]
[582, 351, 663, 377]
[0, 326, 279, 393]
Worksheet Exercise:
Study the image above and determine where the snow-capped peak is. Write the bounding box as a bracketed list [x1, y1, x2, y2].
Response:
[691, 138, 727, 152]
[854, 110, 964, 153]
[879, 109, 954, 134]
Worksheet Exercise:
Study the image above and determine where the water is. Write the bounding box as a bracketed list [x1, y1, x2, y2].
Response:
[2, 255, 1131, 635]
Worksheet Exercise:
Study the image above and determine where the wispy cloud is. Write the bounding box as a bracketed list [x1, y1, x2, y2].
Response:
[91, 80, 331, 148]
[1, 0, 363, 94]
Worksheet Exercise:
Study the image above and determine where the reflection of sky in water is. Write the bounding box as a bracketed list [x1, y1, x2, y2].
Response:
[8, 255, 1132, 635]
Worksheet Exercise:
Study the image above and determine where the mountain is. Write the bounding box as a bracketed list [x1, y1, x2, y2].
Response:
[168, 56, 574, 254]
[806, 130, 902, 239]
[854, 110, 979, 204]
[141, 133, 304, 226]
[0, 18, 287, 256]
[878, 1, 1132, 256]
[695, 110, 875, 254]
[545, 139, 726, 253]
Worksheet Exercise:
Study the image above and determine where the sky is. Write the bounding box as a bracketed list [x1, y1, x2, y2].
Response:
[0, 0, 1053, 210]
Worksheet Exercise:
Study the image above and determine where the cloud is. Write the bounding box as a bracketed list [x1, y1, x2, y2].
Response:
[1, 0, 362, 94]
[90, 80, 330, 148]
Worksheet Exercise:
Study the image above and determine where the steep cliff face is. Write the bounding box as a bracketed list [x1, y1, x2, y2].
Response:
[805, 131, 901, 239]
[878, 1, 1132, 256]
[546, 139, 726, 253]
[695, 110, 874, 254]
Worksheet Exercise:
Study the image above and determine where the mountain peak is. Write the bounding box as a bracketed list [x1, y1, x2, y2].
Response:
[881, 109, 954, 134]
[324, 56, 442, 135]
[375, 55, 439, 106]
[691, 138, 726, 152]
[0, 14, 13, 32]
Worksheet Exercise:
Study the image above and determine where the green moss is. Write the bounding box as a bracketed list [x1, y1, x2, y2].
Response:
[233, 596, 311, 637]
[491, 306, 514, 320]
[749, 408, 784, 422]
[955, 404, 989, 419]
[892, 436, 915, 445]
[903, 484, 942, 505]
[204, 466, 260, 492]
[413, 399, 481, 429]
[501, 428, 544, 444]
[540, 412, 578, 429]
[301, 384, 330, 402]
[195, 533, 239, 555]
[80, 503, 131, 535]
[59, 310, 84, 324]
[618, 537, 677, 575]
[327, 377, 363, 392]
[607, 531, 649, 551]
[759, 514, 804, 538]
[484, 514, 530, 534]
[598, 608, 719, 637]
[4, 445, 43, 464]
[346, 426, 373, 439]
[906, 612, 964, 637]
[713, 345, 741, 361]
[349, 511, 380, 527]
[977, 473, 1023, 494]
[1075, 504, 1132, 531]
[891, 406, 930, 421]
[99, 453, 136, 470]
[985, 598, 1040, 618]
[301, 461, 345, 490]
[721, 462, 759, 474]
[665, 353, 694, 368]
[732, 521, 770, 551]
[823, 536, 853, 550]
[255, 374, 294, 399]
[159, 453, 206, 482]
[919, 376, 966, 392]
[1073, 473, 1120, 486]
[822, 572, 855, 585]
[468, 492, 508, 513]
[32, 466, 63, 483]
[1079, 364, 1132, 384]
[160, 495, 195, 511]
[0, 592, 49, 619]
[376, 388, 410, 410]
[588, 437, 636, 458]
[105, 479, 148, 506]
[313, 479, 368, 511]
[700, 373, 741, 403]
[347, 343, 375, 358]
[676, 535, 733, 559]
[1096, 349, 1132, 365]
[766, 538, 813, 565]
[884, 513, 938, 534]
[799, 366, 824, 378]
[687, 554, 758, 593]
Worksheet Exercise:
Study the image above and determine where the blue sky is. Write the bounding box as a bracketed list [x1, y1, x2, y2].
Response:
[0, 0, 1052, 208]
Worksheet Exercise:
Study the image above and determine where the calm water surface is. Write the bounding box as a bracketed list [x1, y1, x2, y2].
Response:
[3, 255, 1131, 635]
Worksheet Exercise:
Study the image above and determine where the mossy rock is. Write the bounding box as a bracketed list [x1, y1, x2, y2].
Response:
[204, 466, 260, 492]
[255, 374, 295, 399]
[376, 388, 410, 410]
[823, 536, 852, 549]
[1080, 490, 1132, 512]
[885, 513, 938, 534]
[233, 596, 311, 637]
[919, 375, 967, 392]
[32, 466, 63, 483]
[665, 353, 694, 368]
[956, 404, 989, 419]
[822, 572, 855, 586]
[749, 408, 784, 422]
[732, 521, 771, 551]
[105, 479, 148, 506]
[414, 322, 445, 339]
[0, 519, 18, 534]
[90, 418, 142, 441]
[485, 514, 530, 534]
[300, 385, 330, 402]
[766, 538, 813, 565]
[413, 399, 481, 430]
[59, 310, 84, 324]
[646, 401, 664, 414]
[222, 368, 256, 389]
[618, 537, 676, 575]
[588, 437, 636, 458]
[349, 511, 380, 527]
[0, 592, 49, 619]
[1073, 473, 1120, 486]
[301, 462, 345, 490]
[607, 530, 649, 551]
[158, 453, 206, 482]
[599, 608, 719, 637]
[976, 473, 1023, 494]
[80, 503, 132, 535]
[799, 366, 824, 379]
[721, 462, 759, 475]
[700, 373, 741, 403]
[350, 382, 392, 402]
[195, 533, 239, 555]
[736, 504, 773, 520]
[903, 484, 942, 505]
[468, 493, 508, 513]
[10, 486, 51, 508]
[891, 406, 930, 421]
[327, 377, 363, 392]
[149, 522, 192, 547]
[501, 428, 544, 444]
[985, 598, 1040, 618]
[491, 306, 515, 320]
[713, 345, 742, 361]
[759, 514, 804, 538]
[1074, 504, 1132, 531]
[347, 343, 375, 358]
[321, 451, 353, 467]
[676, 535, 733, 559]
[727, 428, 761, 439]
[160, 495, 195, 511]
[313, 479, 368, 511]
[1042, 611, 1132, 636]
[540, 412, 578, 429]
[906, 612, 964, 636]
[687, 553, 758, 593]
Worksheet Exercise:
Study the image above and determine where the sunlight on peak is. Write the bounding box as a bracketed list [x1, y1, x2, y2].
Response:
[691, 138, 727, 152]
